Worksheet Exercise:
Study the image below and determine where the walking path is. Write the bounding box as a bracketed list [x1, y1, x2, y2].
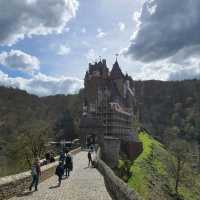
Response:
[11, 151, 112, 200]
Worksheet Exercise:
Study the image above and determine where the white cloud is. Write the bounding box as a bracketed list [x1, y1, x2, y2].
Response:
[86, 49, 97, 61]
[123, 0, 200, 81]
[0, 0, 79, 46]
[168, 67, 200, 80]
[127, 0, 200, 62]
[50, 43, 71, 56]
[0, 71, 83, 96]
[132, 62, 173, 81]
[131, 11, 142, 41]
[129, 55, 200, 81]
[96, 28, 106, 38]
[57, 44, 71, 56]
[147, 4, 157, 15]
[118, 22, 126, 32]
[0, 50, 40, 73]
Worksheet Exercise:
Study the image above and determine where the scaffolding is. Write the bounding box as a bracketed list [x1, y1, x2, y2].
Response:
[95, 87, 133, 140]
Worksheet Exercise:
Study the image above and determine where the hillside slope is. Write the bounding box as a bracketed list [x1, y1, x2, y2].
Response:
[128, 132, 200, 200]
[133, 80, 200, 144]
[0, 87, 82, 176]
[0, 87, 82, 140]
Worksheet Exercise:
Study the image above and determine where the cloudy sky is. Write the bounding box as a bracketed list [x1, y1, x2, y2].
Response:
[0, 0, 200, 96]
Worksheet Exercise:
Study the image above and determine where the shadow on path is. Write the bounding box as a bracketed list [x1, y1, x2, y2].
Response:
[62, 176, 68, 180]
[49, 185, 60, 189]
[16, 191, 33, 197]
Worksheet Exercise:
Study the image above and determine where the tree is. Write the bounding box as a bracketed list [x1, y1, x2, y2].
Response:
[195, 119, 200, 171]
[164, 126, 180, 146]
[54, 111, 75, 141]
[194, 81, 200, 171]
[168, 140, 190, 196]
[6, 120, 50, 171]
[117, 159, 132, 182]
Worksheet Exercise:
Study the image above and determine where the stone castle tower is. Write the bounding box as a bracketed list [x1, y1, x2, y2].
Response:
[80, 58, 143, 162]
[83, 58, 136, 141]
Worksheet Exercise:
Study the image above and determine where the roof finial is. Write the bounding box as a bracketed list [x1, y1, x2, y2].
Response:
[115, 53, 119, 62]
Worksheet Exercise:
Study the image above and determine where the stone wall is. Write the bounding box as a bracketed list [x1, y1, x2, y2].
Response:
[96, 148, 144, 200]
[102, 137, 120, 168]
[0, 147, 81, 200]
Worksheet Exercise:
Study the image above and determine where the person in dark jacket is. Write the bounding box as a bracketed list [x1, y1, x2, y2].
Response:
[45, 152, 51, 163]
[29, 159, 41, 191]
[88, 150, 92, 167]
[65, 150, 73, 177]
[55, 161, 64, 186]
[50, 152, 55, 163]
[59, 151, 65, 165]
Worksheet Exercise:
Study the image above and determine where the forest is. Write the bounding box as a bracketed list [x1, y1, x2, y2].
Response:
[0, 79, 200, 182]
[0, 86, 83, 176]
[133, 79, 200, 164]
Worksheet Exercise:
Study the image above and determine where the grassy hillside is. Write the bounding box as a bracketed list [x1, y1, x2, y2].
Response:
[127, 132, 200, 200]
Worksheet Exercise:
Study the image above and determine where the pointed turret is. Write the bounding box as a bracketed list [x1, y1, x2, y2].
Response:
[110, 60, 124, 79]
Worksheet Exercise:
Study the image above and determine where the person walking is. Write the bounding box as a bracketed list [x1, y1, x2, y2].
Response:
[65, 150, 73, 177]
[59, 151, 65, 165]
[55, 161, 64, 187]
[29, 158, 41, 191]
[88, 150, 92, 167]
[45, 152, 51, 163]
[50, 152, 55, 163]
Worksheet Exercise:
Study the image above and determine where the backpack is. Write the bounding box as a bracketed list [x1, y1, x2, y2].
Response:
[59, 153, 65, 162]
[31, 165, 37, 176]
[55, 166, 60, 175]
[56, 165, 64, 176]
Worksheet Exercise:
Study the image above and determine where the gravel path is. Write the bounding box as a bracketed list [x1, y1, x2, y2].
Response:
[11, 151, 112, 200]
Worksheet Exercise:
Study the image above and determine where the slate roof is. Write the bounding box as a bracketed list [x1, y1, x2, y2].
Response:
[110, 61, 124, 79]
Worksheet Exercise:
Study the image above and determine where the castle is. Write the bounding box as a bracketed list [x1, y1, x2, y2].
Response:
[80, 58, 142, 163]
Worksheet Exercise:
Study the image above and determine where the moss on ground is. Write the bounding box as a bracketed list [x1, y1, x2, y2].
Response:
[127, 132, 200, 200]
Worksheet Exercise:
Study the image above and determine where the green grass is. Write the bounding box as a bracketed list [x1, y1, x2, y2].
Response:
[127, 132, 200, 200]
[128, 132, 169, 199]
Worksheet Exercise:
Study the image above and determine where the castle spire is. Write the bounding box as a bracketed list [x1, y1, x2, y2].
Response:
[115, 53, 119, 62]
[110, 56, 124, 79]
